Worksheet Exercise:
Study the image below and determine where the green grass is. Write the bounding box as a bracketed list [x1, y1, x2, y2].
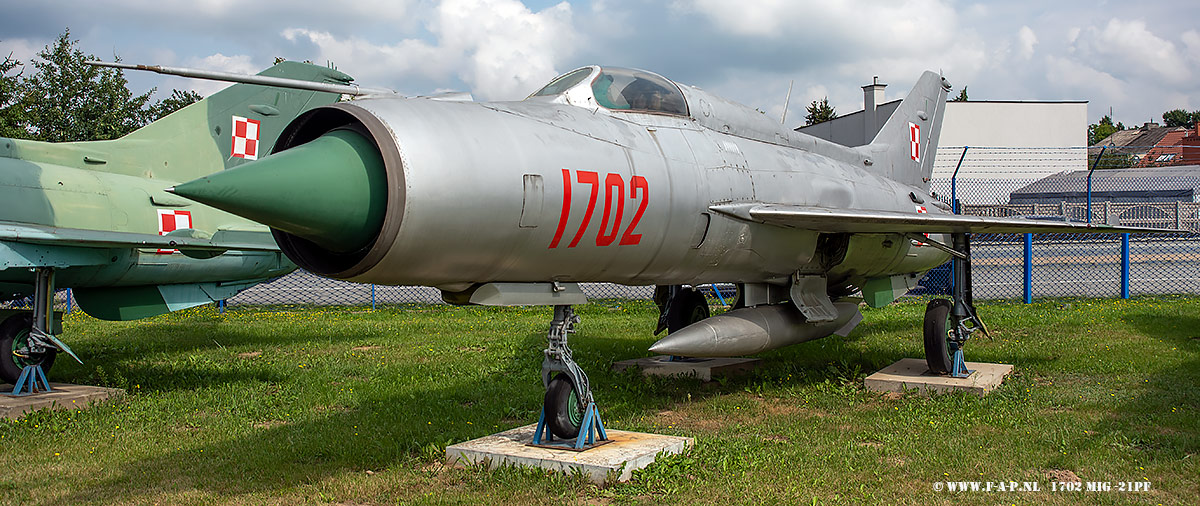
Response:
[1, 296, 1197, 505]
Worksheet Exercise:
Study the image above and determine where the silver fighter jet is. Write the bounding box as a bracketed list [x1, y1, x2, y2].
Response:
[116, 63, 1164, 440]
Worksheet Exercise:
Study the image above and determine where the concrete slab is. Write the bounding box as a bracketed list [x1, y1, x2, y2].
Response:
[864, 358, 1013, 396]
[0, 383, 125, 420]
[612, 355, 760, 382]
[446, 424, 693, 484]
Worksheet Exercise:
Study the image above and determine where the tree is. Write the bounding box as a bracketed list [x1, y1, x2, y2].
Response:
[21, 29, 154, 142]
[950, 86, 968, 102]
[0, 51, 26, 138]
[145, 89, 203, 122]
[804, 97, 837, 125]
[1087, 115, 1124, 146]
[1162, 109, 1200, 128]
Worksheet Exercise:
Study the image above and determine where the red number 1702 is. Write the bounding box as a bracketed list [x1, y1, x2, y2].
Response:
[549, 169, 648, 248]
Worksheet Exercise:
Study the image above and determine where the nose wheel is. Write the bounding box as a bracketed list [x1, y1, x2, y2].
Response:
[543, 372, 585, 438]
[532, 305, 608, 450]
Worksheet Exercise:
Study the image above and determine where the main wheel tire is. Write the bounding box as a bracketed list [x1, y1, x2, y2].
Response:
[923, 299, 953, 375]
[666, 289, 710, 334]
[0, 313, 56, 384]
[544, 372, 585, 439]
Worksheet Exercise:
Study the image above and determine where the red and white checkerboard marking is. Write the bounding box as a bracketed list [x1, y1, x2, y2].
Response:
[909, 122, 920, 162]
[913, 204, 928, 247]
[231, 116, 261, 160]
[157, 209, 192, 254]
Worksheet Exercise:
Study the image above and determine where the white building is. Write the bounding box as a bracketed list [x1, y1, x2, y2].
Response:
[795, 79, 1088, 186]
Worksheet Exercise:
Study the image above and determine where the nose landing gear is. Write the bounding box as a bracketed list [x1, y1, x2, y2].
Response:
[531, 305, 608, 450]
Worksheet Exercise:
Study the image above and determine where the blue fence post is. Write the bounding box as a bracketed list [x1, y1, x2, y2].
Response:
[950, 146, 968, 215]
[1086, 146, 1106, 224]
[1121, 233, 1130, 299]
[1023, 233, 1033, 304]
[65, 288, 73, 314]
[218, 299, 225, 314]
[371, 284, 377, 310]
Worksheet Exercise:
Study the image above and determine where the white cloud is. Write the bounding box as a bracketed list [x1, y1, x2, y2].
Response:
[0, 38, 46, 65]
[166, 53, 259, 96]
[1017, 26, 1038, 60]
[1071, 18, 1189, 84]
[676, 0, 959, 54]
[279, 0, 575, 100]
[281, 28, 452, 85]
[433, 0, 575, 100]
[188, 53, 259, 75]
[1183, 30, 1200, 63]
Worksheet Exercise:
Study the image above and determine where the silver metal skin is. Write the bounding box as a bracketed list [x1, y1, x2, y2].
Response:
[166, 65, 1171, 358]
[649, 301, 862, 357]
[276, 68, 953, 294]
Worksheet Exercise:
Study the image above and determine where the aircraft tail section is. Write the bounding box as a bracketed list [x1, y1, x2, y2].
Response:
[862, 71, 950, 189]
[119, 61, 351, 181]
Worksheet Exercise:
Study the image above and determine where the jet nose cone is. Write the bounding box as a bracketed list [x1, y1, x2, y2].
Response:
[170, 128, 387, 253]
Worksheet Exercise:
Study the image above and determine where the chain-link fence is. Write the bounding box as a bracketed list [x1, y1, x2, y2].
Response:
[5, 146, 1199, 313]
[921, 145, 1200, 300]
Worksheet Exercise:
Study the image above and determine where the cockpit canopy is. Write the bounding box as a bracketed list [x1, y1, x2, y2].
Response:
[529, 66, 688, 116]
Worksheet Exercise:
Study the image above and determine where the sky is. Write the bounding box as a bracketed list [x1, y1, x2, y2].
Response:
[2, 0, 1197, 132]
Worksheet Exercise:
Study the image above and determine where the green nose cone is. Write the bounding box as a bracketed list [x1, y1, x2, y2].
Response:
[170, 129, 386, 253]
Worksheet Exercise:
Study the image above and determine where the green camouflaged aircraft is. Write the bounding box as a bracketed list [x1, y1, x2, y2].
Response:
[0, 61, 353, 384]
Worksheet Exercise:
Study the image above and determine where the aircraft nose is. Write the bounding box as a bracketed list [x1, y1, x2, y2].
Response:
[169, 128, 387, 254]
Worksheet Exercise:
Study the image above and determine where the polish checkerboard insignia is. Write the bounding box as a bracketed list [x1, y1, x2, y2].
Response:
[913, 204, 928, 246]
[909, 122, 920, 162]
[157, 209, 192, 254]
[231, 116, 261, 160]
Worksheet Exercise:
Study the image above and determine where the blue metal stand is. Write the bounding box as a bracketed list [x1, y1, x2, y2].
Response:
[949, 345, 972, 379]
[531, 402, 608, 451]
[8, 364, 52, 396]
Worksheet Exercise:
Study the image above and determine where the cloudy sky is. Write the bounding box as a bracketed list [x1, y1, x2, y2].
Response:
[2, 0, 1197, 131]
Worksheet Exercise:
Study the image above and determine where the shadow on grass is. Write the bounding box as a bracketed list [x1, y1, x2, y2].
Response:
[53, 306, 931, 503]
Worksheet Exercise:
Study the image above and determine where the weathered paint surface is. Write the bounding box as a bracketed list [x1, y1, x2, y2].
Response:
[0, 62, 346, 317]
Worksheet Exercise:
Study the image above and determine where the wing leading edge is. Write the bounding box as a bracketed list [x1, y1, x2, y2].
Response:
[709, 204, 1180, 235]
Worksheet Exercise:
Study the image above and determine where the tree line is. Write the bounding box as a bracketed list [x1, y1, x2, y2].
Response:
[0, 29, 201, 142]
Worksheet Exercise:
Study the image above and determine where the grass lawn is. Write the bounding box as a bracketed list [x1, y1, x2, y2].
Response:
[1, 295, 1197, 505]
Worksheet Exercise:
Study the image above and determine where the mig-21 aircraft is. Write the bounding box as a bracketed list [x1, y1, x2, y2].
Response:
[0, 61, 365, 385]
[119, 63, 1165, 440]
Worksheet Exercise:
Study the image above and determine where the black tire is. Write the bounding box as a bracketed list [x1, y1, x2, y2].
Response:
[0, 313, 56, 384]
[666, 289, 710, 334]
[544, 372, 585, 439]
[923, 299, 952, 375]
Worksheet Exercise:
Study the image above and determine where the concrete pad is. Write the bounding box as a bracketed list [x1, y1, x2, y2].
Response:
[864, 358, 1013, 396]
[612, 355, 760, 382]
[446, 424, 693, 484]
[0, 383, 125, 420]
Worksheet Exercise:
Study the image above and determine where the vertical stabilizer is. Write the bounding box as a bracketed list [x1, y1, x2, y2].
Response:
[862, 71, 950, 188]
[115, 62, 350, 181]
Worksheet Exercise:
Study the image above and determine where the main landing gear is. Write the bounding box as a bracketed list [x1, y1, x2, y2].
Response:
[923, 233, 989, 378]
[532, 305, 608, 450]
[653, 285, 710, 336]
[3, 268, 81, 393]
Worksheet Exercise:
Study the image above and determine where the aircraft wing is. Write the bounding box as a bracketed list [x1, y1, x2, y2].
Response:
[709, 204, 1180, 235]
[0, 221, 280, 252]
